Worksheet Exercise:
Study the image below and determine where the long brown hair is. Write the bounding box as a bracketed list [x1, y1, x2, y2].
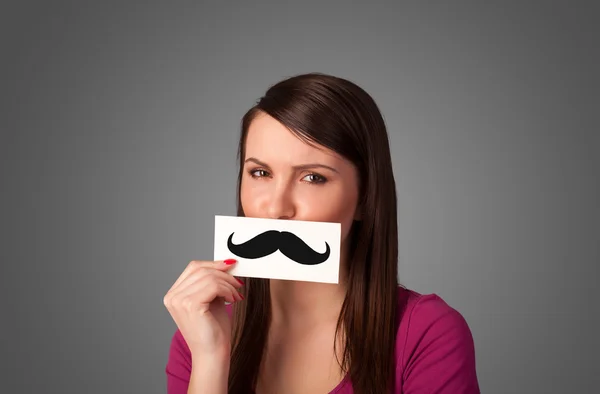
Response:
[227, 72, 400, 394]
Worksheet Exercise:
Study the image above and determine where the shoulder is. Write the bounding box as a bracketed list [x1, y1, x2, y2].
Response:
[395, 286, 472, 344]
[394, 286, 480, 393]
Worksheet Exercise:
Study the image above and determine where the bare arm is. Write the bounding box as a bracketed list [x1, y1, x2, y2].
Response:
[187, 351, 230, 394]
[163, 259, 243, 393]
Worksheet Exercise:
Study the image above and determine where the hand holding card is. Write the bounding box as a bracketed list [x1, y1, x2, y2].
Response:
[162, 259, 244, 357]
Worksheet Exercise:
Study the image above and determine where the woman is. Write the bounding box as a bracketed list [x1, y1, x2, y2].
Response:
[163, 72, 480, 393]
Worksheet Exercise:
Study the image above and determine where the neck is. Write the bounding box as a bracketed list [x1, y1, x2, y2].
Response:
[269, 278, 347, 328]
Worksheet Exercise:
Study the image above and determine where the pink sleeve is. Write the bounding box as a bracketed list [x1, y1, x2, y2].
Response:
[165, 328, 192, 394]
[399, 294, 480, 394]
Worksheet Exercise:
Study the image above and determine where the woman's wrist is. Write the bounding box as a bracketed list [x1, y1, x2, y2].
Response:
[189, 343, 231, 362]
[188, 350, 231, 394]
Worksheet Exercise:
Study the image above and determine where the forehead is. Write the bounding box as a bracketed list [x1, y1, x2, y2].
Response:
[244, 112, 340, 164]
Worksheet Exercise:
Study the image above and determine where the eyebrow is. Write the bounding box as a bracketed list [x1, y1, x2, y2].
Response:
[244, 157, 339, 174]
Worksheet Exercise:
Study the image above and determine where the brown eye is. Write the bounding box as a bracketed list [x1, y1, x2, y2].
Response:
[250, 169, 269, 178]
[303, 173, 327, 184]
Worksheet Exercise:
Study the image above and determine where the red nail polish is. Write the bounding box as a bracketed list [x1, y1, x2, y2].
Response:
[239, 292, 244, 300]
[224, 259, 237, 265]
[237, 278, 244, 285]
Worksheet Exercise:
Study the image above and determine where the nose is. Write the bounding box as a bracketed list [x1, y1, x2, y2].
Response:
[266, 179, 295, 220]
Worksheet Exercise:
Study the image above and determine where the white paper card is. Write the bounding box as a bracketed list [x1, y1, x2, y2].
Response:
[213, 215, 341, 283]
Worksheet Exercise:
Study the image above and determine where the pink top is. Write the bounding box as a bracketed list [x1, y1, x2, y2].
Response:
[166, 287, 480, 393]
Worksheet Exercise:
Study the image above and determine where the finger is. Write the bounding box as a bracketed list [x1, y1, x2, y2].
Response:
[168, 260, 205, 292]
[199, 279, 244, 304]
[169, 259, 237, 292]
[217, 282, 243, 304]
[168, 275, 241, 307]
[169, 265, 243, 298]
[175, 279, 242, 309]
[165, 270, 225, 309]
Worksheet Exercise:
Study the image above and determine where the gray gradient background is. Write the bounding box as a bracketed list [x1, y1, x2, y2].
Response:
[2, 1, 598, 393]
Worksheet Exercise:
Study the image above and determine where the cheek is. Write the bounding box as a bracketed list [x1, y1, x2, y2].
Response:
[239, 178, 256, 215]
[239, 177, 272, 217]
[297, 188, 358, 239]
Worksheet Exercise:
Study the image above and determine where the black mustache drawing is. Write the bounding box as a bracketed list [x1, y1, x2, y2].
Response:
[227, 230, 330, 265]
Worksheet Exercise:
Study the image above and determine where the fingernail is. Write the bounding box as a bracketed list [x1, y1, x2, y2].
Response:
[237, 278, 244, 285]
[224, 259, 237, 265]
[239, 292, 244, 300]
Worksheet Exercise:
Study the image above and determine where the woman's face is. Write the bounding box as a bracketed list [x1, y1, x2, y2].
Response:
[240, 111, 361, 249]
